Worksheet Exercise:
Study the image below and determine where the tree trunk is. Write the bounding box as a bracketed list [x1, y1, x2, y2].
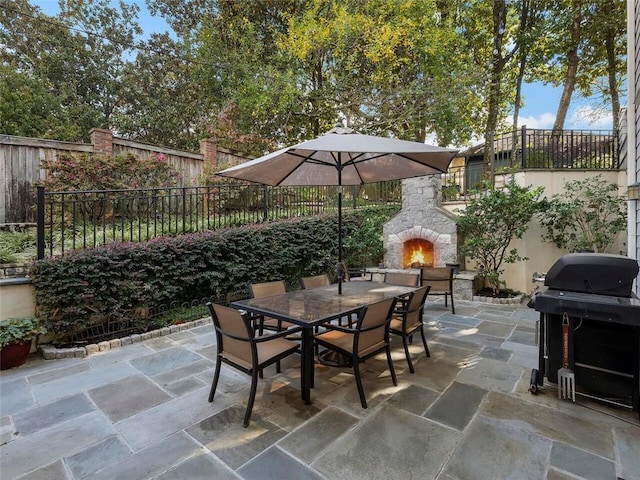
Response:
[512, 0, 532, 131]
[483, 0, 508, 179]
[553, 0, 582, 132]
[604, 0, 620, 129]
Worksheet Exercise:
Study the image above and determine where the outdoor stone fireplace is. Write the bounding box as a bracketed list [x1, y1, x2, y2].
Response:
[383, 175, 459, 269]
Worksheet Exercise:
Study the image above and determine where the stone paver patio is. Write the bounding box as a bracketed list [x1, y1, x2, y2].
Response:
[1, 299, 639, 480]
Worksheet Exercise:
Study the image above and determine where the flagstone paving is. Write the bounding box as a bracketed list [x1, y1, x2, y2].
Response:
[1, 298, 639, 479]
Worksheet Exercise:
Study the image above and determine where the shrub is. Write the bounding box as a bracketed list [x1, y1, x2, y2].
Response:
[539, 175, 627, 253]
[0, 317, 47, 347]
[38, 151, 182, 191]
[29, 208, 391, 338]
[456, 177, 545, 295]
[0, 230, 37, 264]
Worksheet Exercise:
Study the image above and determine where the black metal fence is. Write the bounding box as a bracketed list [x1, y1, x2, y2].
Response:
[36, 182, 401, 259]
[441, 127, 620, 199]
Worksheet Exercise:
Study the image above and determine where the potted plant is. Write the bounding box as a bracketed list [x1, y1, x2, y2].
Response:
[0, 317, 46, 370]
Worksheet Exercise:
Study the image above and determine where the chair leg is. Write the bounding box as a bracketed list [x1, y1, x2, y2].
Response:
[402, 333, 415, 373]
[353, 359, 368, 409]
[419, 325, 431, 357]
[386, 345, 398, 385]
[244, 371, 259, 428]
[208, 359, 222, 402]
[450, 293, 455, 314]
[444, 293, 448, 307]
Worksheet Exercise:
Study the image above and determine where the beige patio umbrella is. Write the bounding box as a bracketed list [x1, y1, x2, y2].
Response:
[217, 126, 458, 293]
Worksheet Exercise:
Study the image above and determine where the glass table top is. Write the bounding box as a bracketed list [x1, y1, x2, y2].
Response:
[232, 281, 416, 326]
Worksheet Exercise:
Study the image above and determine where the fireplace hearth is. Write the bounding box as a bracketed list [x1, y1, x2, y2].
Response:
[403, 238, 434, 268]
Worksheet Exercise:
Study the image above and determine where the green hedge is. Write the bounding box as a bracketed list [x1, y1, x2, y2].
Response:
[30, 207, 394, 336]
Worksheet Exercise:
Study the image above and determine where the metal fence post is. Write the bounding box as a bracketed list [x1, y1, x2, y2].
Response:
[36, 186, 45, 260]
[182, 187, 187, 232]
[262, 185, 268, 221]
[521, 125, 527, 168]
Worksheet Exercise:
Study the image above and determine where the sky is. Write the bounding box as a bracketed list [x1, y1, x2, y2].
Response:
[31, 0, 620, 136]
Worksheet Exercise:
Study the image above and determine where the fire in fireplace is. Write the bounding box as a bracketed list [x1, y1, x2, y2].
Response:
[403, 238, 434, 268]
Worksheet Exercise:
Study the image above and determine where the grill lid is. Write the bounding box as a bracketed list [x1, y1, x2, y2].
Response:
[544, 253, 639, 297]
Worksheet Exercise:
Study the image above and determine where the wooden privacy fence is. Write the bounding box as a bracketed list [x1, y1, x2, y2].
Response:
[0, 130, 249, 224]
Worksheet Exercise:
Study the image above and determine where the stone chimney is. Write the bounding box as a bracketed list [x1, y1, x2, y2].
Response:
[383, 175, 459, 268]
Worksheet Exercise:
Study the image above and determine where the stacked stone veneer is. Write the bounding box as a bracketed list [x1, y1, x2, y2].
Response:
[383, 175, 458, 268]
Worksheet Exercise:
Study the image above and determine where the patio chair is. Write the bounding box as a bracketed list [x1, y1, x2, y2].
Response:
[249, 280, 295, 334]
[206, 303, 300, 427]
[420, 267, 455, 314]
[383, 272, 420, 311]
[300, 274, 331, 289]
[383, 271, 420, 287]
[314, 297, 398, 408]
[389, 285, 431, 373]
[340, 261, 373, 281]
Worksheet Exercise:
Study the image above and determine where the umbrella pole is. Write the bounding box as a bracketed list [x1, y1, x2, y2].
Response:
[338, 185, 343, 294]
[338, 159, 343, 295]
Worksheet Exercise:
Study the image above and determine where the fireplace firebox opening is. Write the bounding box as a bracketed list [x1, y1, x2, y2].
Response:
[403, 238, 434, 268]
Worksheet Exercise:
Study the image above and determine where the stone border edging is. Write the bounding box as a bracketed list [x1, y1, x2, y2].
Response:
[39, 317, 212, 360]
[471, 294, 525, 305]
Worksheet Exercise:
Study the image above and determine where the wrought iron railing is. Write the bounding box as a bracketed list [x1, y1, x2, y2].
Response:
[441, 127, 620, 200]
[36, 182, 401, 259]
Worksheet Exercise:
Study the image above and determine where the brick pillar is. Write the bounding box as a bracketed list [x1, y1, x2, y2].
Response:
[89, 128, 113, 155]
[200, 138, 218, 168]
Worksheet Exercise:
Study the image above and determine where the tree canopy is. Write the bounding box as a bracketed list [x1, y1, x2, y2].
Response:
[0, 0, 626, 153]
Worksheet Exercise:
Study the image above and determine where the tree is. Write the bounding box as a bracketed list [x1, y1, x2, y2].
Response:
[0, 0, 83, 139]
[575, 0, 626, 129]
[539, 175, 627, 253]
[280, 0, 480, 145]
[456, 177, 544, 295]
[1, 0, 142, 141]
[456, 0, 524, 168]
[113, 33, 209, 151]
[0, 65, 74, 139]
[552, 0, 582, 131]
[511, 0, 545, 129]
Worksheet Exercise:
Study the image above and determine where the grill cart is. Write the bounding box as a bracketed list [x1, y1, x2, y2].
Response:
[530, 253, 640, 417]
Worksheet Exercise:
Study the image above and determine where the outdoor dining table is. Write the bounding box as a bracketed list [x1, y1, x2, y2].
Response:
[231, 281, 418, 404]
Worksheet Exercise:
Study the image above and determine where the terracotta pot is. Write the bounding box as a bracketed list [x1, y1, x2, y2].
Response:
[0, 341, 32, 370]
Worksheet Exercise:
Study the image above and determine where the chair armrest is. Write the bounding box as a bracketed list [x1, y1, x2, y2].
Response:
[321, 323, 357, 334]
[254, 324, 303, 342]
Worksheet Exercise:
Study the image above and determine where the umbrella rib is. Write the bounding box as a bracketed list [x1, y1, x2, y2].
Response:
[270, 150, 338, 186]
[288, 150, 338, 167]
[347, 152, 448, 173]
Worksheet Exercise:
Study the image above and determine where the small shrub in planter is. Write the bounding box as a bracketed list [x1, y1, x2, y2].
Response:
[0, 317, 47, 370]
